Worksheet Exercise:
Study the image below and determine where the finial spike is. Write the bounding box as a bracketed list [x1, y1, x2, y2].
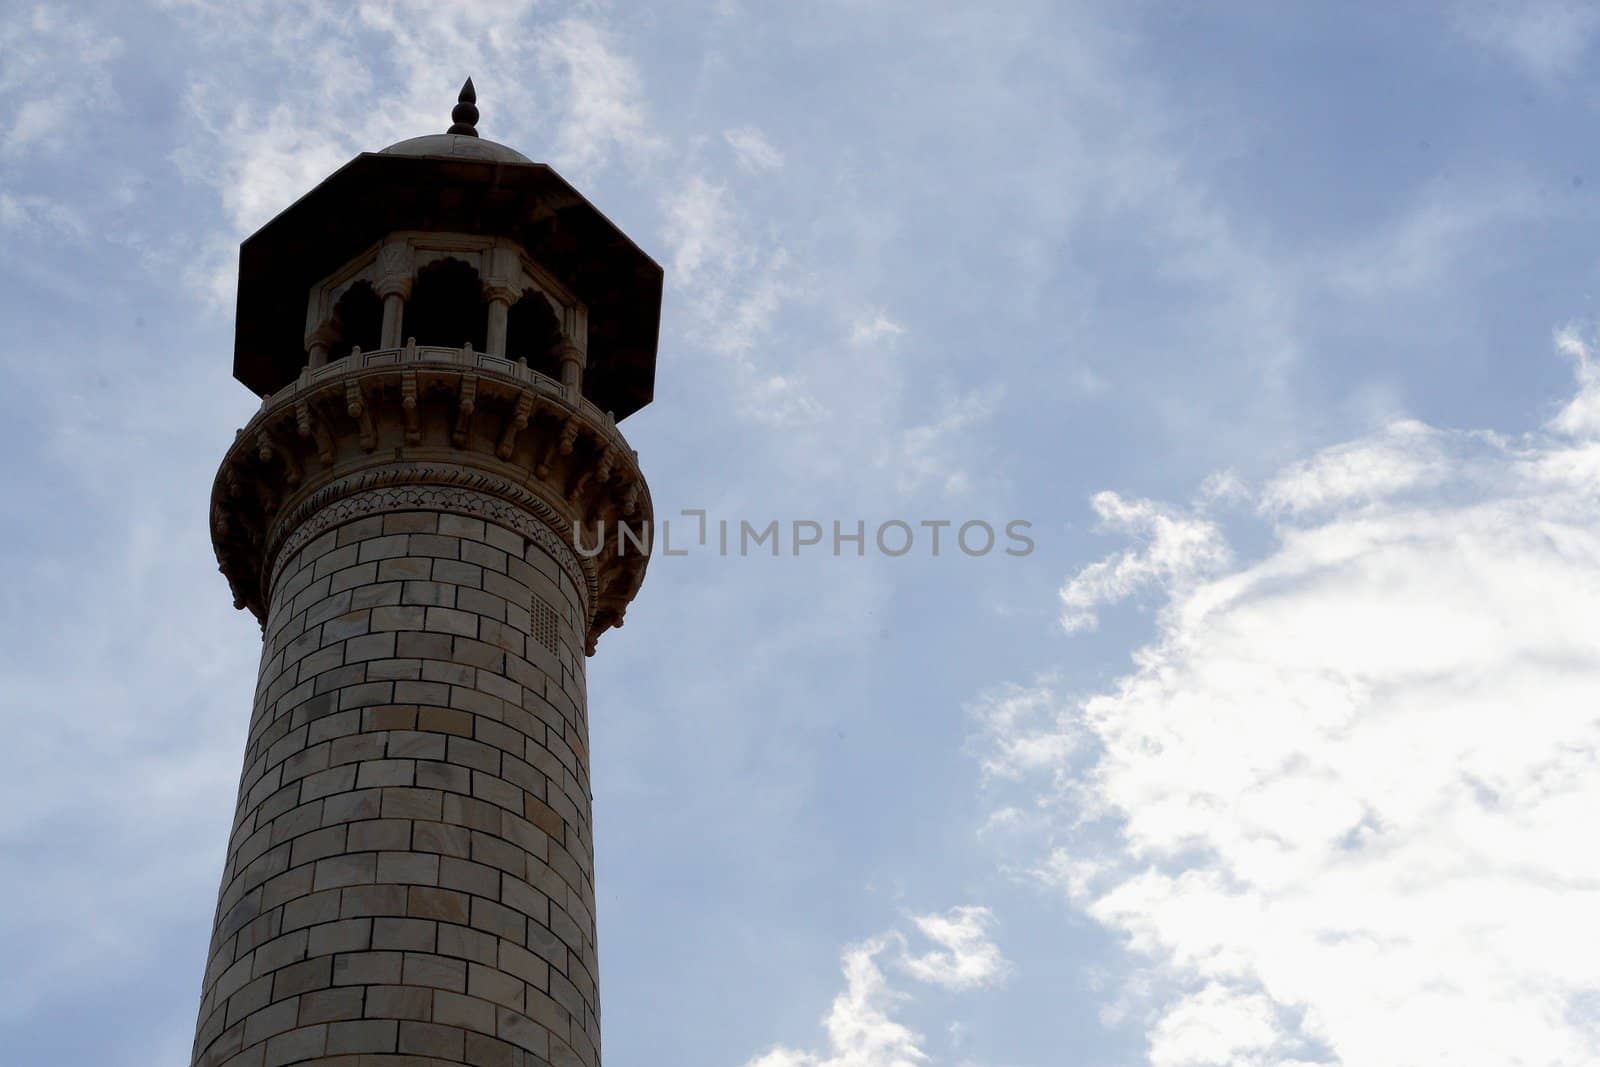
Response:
[448, 77, 480, 137]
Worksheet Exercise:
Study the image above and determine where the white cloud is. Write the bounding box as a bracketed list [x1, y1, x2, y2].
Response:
[1147, 985, 1312, 1067]
[745, 937, 929, 1067]
[1059, 492, 1230, 632]
[1550, 324, 1600, 437]
[979, 335, 1600, 1065]
[725, 125, 785, 173]
[743, 908, 1007, 1067]
[899, 907, 1009, 992]
[972, 679, 1080, 782]
[665, 174, 739, 285]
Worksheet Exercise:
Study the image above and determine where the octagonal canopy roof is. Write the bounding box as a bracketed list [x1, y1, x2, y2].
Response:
[232, 80, 661, 420]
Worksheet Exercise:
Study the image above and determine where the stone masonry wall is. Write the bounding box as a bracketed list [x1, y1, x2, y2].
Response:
[191, 495, 601, 1067]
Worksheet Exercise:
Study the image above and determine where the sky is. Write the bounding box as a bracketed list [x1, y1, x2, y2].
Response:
[4, 1, 1600, 1065]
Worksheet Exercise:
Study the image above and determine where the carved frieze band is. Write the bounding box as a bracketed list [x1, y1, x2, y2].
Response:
[267, 470, 595, 622]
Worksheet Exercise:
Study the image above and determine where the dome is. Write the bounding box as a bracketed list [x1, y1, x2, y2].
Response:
[379, 133, 531, 164]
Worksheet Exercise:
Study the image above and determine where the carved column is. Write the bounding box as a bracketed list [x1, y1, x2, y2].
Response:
[486, 285, 517, 358]
[376, 242, 412, 350]
[380, 290, 405, 348]
[557, 340, 586, 402]
[305, 324, 339, 370]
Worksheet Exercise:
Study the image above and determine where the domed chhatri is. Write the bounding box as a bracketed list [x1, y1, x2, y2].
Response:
[233, 77, 661, 420]
[189, 79, 665, 1067]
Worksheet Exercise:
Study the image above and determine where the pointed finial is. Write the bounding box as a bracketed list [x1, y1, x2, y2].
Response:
[448, 78, 480, 137]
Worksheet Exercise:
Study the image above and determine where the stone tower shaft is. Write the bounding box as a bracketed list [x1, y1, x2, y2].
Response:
[190, 85, 659, 1067]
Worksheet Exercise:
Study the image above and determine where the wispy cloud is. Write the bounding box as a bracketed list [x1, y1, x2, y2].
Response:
[1058, 492, 1230, 632]
[0, 5, 123, 158]
[1258, 419, 1452, 516]
[725, 126, 785, 173]
[166, 1, 654, 301]
[535, 16, 663, 175]
[742, 908, 1008, 1067]
[665, 174, 741, 286]
[746, 938, 928, 1067]
[0, 5, 123, 244]
[879, 387, 1002, 498]
[1550, 323, 1600, 437]
[660, 173, 816, 424]
[899, 907, 1010, 992]
[1321, 177, 1548, 298]
[1452, 0, 1600, 82]
[850, 312, 906, 347]
[0, 189, 86, 238]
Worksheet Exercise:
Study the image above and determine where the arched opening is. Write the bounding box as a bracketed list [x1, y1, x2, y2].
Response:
[328, 280, 382, 361]
[402, 257, 487, 350]
[507, 290, 563, 379]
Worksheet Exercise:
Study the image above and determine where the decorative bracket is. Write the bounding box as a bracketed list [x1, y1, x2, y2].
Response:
[401, 368, 421, 445]
[453, 373, 478, 448]
[497, 390, 536, 460]
[558, 417, 580, 456]
[295, 399, 334, 465]
[536, 415, 572, 479]
[567, 467, 593, 504]
[257, 430, 300, 488]
[345, 378, 377, 452]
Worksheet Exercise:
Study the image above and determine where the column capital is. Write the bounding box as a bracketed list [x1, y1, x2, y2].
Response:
[557, 339, 587, 366]
[484, 283, 520, 305]
[374, 274, 411, 300]
[373, 240, 413, 300]
[303, 322, 340, 350]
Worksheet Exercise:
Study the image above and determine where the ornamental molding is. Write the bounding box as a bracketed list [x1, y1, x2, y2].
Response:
[212, 346, 652, 653]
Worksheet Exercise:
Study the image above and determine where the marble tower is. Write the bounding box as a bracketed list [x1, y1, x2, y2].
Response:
[191, 81, 660, 1067]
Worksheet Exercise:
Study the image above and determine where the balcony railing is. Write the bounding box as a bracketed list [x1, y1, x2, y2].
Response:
[248, 343, 633, 457]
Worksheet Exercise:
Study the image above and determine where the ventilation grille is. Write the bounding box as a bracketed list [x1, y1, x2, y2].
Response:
[532, 593, 560, 655]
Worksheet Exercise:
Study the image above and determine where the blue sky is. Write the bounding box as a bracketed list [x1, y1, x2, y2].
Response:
[5, 2, 1600, 1065]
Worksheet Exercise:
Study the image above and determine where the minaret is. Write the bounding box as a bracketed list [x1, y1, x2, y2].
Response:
[193, 81, 661, 1067]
